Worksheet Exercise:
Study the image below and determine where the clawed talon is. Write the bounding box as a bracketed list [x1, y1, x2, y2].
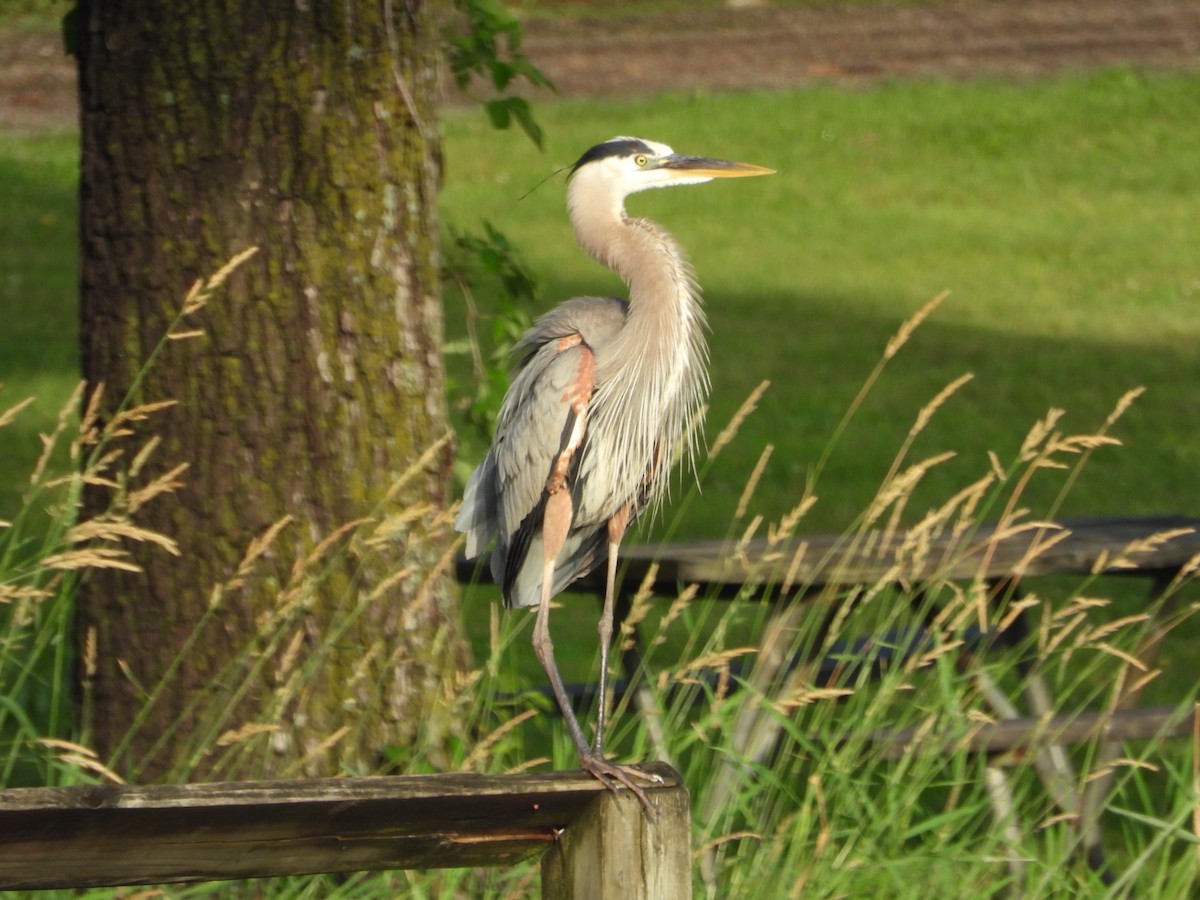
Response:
[580, 753, 660, 816]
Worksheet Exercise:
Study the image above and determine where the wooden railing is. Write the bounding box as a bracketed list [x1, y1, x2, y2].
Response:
[541, 514, 1200, 597]
[0, 763, 690, 898]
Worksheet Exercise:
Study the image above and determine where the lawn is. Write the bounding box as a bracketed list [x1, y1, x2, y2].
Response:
[441, 70, 1200, 540]
[0, 131, 77, 526]
[3, 55, 1197, 538]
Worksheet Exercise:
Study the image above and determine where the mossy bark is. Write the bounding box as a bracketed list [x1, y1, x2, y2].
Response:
[76, 0, 466, 780]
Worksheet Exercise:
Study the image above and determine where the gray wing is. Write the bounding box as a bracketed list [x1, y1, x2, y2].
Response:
[455, 296, 628, 608]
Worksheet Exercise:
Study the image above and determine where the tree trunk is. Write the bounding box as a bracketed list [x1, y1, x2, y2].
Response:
[76, 0, 465, 781]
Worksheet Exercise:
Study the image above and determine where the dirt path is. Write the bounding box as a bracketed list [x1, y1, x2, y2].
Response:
[2, 0, 1199, 132]
[0, 25, 74, 132]
[520, 0, 1200, 96]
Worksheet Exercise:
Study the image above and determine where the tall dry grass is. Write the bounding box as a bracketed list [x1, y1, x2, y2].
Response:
[1, 280, 1198, 898]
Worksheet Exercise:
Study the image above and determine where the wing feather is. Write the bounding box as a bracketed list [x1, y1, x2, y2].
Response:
[455, 296, 629, 607]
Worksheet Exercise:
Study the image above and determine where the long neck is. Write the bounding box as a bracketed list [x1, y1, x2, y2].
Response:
[567, 188, 703, 339]
[567, 184, 710, 481]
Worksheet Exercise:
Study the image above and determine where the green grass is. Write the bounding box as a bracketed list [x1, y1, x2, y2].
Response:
[0, 130, 78, 518]
[5, 74, 1197, 540]
[0, 0, 71, 33]
[442, 70, 1200, 540]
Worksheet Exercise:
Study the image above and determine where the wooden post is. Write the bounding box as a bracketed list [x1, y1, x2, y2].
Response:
[541, 762, 691, 900]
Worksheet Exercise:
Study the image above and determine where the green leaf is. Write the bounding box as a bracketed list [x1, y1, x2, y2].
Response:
[469, 0, 518, 33]
[61, 5, 79, 58]
[484, 99, 512, 131]
[445, 0, 554, 148]
[506, 97, 544, 150]
[490, 59, 515, 92]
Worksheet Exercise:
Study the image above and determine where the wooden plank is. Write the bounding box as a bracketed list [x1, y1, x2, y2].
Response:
[462, 514, 1200, 596]
[869, 705, 1197, 760]
[542, 762, 691, 900]
[0, 766, 683, 890]
[635, 515, 1200, 589]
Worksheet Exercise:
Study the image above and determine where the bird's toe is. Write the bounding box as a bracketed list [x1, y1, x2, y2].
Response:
[579, 753, 659, 816]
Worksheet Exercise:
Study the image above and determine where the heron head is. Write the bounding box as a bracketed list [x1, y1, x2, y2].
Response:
[568, 136, 774, 198]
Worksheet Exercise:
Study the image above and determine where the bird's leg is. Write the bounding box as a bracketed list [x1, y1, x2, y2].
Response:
[534, 490, 656, 813]
[533, 488, 593, 759]
[531, 362, 596, 760]
[593, 502, 630, 757]
[529, 348, 657, 812]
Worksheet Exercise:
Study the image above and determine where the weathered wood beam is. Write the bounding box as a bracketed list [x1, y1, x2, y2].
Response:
[0, 763, 686, 890]
[459, 515, 1200, 596]
[869, 705, 1196, 760]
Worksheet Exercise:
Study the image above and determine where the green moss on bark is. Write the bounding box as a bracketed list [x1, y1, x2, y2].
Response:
[77, 0, 465, 780]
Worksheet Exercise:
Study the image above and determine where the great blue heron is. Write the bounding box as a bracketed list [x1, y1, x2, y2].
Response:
[456, 136, 773, 804]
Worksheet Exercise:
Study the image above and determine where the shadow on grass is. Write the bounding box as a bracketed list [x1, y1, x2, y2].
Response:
[0, 132, 79, 519]
[448, 277, 1200, 543]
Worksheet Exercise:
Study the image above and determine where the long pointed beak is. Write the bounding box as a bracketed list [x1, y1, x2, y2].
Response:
[658, 155, 775, 179]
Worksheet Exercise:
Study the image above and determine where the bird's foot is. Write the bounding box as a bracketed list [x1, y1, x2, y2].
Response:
[579, 752, 663, 817]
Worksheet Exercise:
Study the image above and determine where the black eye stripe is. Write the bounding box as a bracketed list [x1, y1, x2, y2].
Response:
[570, 138, 655, 176]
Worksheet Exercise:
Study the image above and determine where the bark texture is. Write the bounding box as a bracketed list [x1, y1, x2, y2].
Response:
[76, 0, 465, 780]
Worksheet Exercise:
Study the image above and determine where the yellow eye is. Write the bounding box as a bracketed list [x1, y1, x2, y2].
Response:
[634, 154, 648, 167]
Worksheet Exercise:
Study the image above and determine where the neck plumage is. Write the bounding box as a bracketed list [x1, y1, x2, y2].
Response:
[567, 184, 710, 486]
[567, 187, 703, 342]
